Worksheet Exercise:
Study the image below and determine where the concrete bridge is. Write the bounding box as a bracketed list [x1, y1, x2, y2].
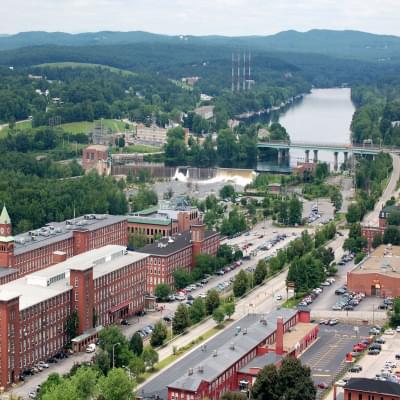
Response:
[257, 140, 398, 171]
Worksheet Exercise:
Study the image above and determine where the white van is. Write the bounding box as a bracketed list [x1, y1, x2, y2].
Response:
[85, 343, 96, 353]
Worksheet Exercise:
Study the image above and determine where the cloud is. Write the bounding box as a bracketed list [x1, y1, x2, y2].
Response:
[1, 0, 400, 36]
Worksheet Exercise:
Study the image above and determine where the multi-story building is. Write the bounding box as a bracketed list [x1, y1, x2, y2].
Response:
[342, 378, 400, 400]
[137, 224, 220, 293]
[0, 245, 148, 388]
[347, 244, 400, 297]
[165, 308, 318, 400]
[127, 199, 201, 245]
[0, 206, 127, 282]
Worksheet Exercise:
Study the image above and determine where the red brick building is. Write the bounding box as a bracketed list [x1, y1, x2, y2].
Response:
[137, 224, 220, 294]
[0, 207, 127, 282]
[361, 225, 384, 251]
[342, 378, 400, 400]
[127, 201, 201, 245]
[347, 245, 400, 297]
[0, 245, 147, 388]
[167, 308, 318, 400]
[82, 144, 109, 174]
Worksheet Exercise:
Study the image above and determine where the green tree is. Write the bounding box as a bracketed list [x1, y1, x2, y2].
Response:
[150, 321, 168, 347]
[128, 233, 147, 250]
[65, 309, 79, 346]
[154, 284, 172, 301]
[288, 196, 303, 225]
[346, 203, 362, 223]
[70, 367, 99, 400]
[383, 226, 400, 245]
[99, 326, 132, 368]
[129, 332, 143, 356]
[37, 373, 62, 399]
[142, 346, 159, 370]
[233, 270, 249, 297]
[130, 186, 158, 212]
[189, 298, 206, 324]
[172, 303, 190, 334]
[93, 350, 111, 376]
[254, 260, 268, 285]
[388, 211, 400, 226]
[252, 364, 280, 400]
[221, 392, 247, 400]
[99, 368, 135, 400]
[224, 302, 235, 320]
[173, 268, 192, 290]
[205, 289, 220, 315]
[129, 356, 145, 379]
[219, 184, 235, 200]
[212, 306, 225, 326]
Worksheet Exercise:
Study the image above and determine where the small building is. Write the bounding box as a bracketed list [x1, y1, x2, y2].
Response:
[194, 106, 215, 120]
[82, 144, 109, 174]
[361, 225, 384, 250]
[343, 378, 400, 400]
[347, 244, 400, 297]
[136, 224, 220, 294]
[292, 162, 317, 177]
[379, 205, 400, 228]
[268, 183, 282, 194]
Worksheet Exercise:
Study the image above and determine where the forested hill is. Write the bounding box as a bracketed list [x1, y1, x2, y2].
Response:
[1, 29, 400, 62]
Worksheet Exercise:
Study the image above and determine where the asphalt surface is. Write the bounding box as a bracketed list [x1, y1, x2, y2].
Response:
[301, 324, 370, 396]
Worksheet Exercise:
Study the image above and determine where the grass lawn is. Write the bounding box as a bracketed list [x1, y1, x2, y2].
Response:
[60, 119, 128, 134]
[0, 120, 32, 137]
[115, 144, 161, 154]
[281, 295, 303, 309]
[35, 62, 137, 77]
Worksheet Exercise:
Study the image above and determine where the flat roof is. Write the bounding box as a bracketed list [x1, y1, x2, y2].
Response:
[168, 309, 297, 392]
[85, 145, 108, 151]
[239, 353, 283, 374]
[12, 214, 127, 255]
[137, 230, 218, 257]
[0, 245, 148, 310]
[282, 322, 317, 351]
[345, 378, 400, 396]
[0, 267, 17, 279]
[351, 245, 400, 278]
[127, 215, 172, 226]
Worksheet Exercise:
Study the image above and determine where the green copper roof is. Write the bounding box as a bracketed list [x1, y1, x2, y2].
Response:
[135, 206, 159, 216]
[0, 205, 11, 225]
[128, 216, 171, 226]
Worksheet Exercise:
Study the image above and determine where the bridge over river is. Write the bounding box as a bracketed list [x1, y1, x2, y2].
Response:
[257, 140, 399, 171]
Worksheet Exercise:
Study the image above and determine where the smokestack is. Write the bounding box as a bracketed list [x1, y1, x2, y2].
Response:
[237, 53, 240, 92]
[243, 51, 246, 91]
[276, 316, 284, 355]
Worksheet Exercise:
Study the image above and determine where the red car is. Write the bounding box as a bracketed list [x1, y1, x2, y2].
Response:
[317, 382, 328, 389]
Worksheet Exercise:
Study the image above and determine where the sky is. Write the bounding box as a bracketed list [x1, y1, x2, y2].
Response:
[2, 0, 400, 37]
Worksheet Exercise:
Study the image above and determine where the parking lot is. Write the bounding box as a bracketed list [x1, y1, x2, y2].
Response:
[301, 324, 370, 396]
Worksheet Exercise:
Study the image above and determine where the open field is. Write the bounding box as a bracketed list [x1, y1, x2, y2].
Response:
[35, 62, 137, 76]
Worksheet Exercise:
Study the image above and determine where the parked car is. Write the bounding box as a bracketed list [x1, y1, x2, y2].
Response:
[350, 365, 362, 373]
[317, 382, 328, 389]
[38, 361, 49, 369]
[120, 319, 130, 326]
[375, 337, 386, 344]
[368, 349, 381, 355]
[86, 344, 96, 353]
[329, 319, 338, 326]
[163, 315, 173, 322]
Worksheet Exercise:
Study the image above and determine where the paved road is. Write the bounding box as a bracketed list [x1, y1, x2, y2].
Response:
[364, 153, 400, 226]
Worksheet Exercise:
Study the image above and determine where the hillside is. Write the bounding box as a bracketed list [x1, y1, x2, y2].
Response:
[1, 29, 400, 62]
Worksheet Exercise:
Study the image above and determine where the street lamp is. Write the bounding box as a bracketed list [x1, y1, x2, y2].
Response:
[112, 342, 121, 369]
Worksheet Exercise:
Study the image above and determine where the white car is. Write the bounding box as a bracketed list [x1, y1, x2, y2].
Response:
[198, 293, 207, 299]
[275, 294, 283, 301]
[38, 361, 49, 368]
[335, 380, 346, 387]
[86, 343, 96, 353]
[396, 326, 400, 333]
[384, 329, 395, 336]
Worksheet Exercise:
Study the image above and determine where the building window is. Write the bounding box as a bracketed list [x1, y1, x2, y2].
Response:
[347, 394, 351, 400]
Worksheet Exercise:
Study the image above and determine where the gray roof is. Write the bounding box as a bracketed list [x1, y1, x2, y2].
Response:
[0, 245, 148, 310]
[345, 378, 400, 396]
[137, 230, 218, 257]
[238, 352, 283, 374]
[168, 308, 297, 392]
[13, 214, 127, 255]
[0, 267, 17, 279]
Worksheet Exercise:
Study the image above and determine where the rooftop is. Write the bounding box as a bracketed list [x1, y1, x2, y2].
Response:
[351, 245, 400, 278]
[127, 215, 172, 226]
[136, 230, 218, 257]
[345, 378, 400, 396]
[0, 245, 148, 310]
[238, 352, 283, 375]
[12, 214, 127, 255]
[168, 309, 297, 392]
[85, 144, 108, 151]
[282, 322, 317, 352]
[0, 205, 11, 225]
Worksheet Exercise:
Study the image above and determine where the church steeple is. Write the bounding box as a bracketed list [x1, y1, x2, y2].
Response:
[0, 205, 12, 237]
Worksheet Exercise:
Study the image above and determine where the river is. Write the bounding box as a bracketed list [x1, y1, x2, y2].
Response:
[257, 88, 356, 170]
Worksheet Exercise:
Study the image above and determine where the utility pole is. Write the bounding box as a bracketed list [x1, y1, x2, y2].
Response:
[112, 342, 121, 369]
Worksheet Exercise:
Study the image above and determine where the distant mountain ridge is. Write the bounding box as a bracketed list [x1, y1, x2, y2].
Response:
[0, 29, 400, 61]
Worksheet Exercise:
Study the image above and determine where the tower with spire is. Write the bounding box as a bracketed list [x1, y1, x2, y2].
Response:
[0, 205, 14, 268]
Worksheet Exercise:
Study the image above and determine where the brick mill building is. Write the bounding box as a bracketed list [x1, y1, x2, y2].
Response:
[82, 144, 109, 174]
[137, 224, 220, 293]
[127, 199, 201, 245]
[0, 206, 127, 284]
[347, 244, 400, 297]
[0, 245, 148, 388]
[166, 308, 318, 400]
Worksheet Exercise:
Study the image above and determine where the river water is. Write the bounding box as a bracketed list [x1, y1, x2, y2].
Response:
[257, 88, 356, 170]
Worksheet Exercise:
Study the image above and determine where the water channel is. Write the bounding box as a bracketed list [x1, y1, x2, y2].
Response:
[256, 88, 356, 171]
